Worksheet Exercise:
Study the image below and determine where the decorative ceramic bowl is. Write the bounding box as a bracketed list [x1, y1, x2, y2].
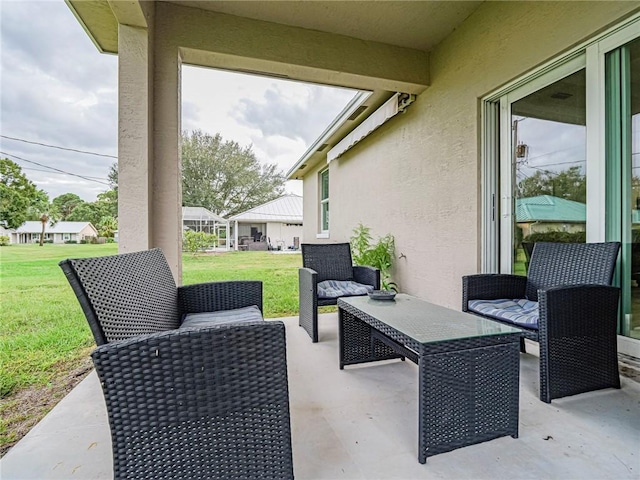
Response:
[367, 290, 397, 301]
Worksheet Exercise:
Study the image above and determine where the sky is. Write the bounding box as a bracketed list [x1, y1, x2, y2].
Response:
[0, 0, 357, 202]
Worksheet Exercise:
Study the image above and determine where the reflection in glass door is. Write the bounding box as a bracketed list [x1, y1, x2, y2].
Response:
[504, 69, 587, 275]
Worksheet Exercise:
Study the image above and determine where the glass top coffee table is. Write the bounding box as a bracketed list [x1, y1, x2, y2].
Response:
[338, 294, 522, 463]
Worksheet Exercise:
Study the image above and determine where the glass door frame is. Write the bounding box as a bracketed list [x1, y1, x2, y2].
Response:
[595, 27, 640, 337]
[481, 13, 640, 351]
[497, 56, 586, 273]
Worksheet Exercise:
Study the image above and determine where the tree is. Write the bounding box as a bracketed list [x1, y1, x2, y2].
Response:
[181, 130, 285, 217]
[0, 158, 42, 229]
[27, 191, 60, 247]
[96, 190, 117, 219]
[66, 202, 101, 225]
[52, 193, 84, 220]
[65, 191, 117, 237]
[517, 166, 586, 203]
[97, 215, 118, 238]
[108, 162, 118, 192]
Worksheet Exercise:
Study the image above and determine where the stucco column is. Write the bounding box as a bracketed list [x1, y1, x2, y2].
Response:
[117, 24, 153, 254]
[153, 18, 183, 282]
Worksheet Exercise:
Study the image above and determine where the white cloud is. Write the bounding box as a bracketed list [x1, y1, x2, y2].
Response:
[2, 1, 356, 202]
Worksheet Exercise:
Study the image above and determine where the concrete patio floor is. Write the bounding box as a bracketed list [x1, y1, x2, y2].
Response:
[2, 313, 639, 479]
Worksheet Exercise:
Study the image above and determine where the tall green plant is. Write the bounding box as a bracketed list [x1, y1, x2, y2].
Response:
[350, 223, 397, 291]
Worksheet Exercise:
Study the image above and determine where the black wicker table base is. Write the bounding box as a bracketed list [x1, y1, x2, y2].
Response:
[338, 295, 522, 464]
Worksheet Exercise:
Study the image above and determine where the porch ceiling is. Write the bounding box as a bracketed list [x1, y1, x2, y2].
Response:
[67, 1, 482, 55]
[170, 1, 483, 52]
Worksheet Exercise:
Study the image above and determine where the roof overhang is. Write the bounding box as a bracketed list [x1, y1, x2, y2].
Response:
[286, 90, 396, 179]
[67, 1, 482, 55]
[66, 1, 483, 180]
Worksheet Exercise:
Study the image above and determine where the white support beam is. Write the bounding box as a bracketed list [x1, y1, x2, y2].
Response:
[159, 2, 429, 94]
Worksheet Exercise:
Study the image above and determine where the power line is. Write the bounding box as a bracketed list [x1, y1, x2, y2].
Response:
[1, 151, 111, 186]
[20, 165, 109, 181]
[0, 135, 117, 159]
[528, 158, 585, 170]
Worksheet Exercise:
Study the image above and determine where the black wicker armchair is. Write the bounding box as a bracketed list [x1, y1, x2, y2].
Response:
[60, 248, 293, 480]
[462, 241, 621, 403]
[299, 243, 380, 342]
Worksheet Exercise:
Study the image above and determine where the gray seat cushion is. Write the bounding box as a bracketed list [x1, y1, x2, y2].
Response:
[467, 298, 539, 329]
[317, 280, 374, 299]
[180, 305, 263, 329]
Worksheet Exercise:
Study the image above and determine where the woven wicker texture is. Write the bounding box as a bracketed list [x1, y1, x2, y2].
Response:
[337, 297, 519, 463]
[462, 241, 621, 403]
[420, 342, 519, 458]
[299, 243, 379, 342]
[92, 322, 293, 480]
[301, 243, 354, 282]
[179, 281, 263, 315]
[339, 309, 404, 365]
[526, 242, 620, 301]
[60, 249, 293, 478]
[60, 249, 180, 345]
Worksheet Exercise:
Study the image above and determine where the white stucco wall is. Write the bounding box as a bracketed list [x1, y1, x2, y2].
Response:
[266, 222, 303, 249]
[302, 2, 639, 309]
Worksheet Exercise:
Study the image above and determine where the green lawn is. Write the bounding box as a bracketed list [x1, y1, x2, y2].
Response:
[0, 244, 301, 450]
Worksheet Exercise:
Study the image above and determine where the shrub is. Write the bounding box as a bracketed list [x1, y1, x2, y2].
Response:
[183, 230, 217, 255]
[79, 239, 87, 244]
[0, 236, 9, 246]
[105, 238, 115, 243]
[350, 223, 397, 291]
[64, 240, 77, 244]
[523, 231, 586, 244]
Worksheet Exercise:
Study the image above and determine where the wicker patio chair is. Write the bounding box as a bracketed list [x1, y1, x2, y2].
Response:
[60, 248, 293, 479]
[299, 243, 380, 342]
[462, 241, 621, 403]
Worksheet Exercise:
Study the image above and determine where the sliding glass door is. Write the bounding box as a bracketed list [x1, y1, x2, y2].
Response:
[484, 16, 640, 343]
[499, 59, 586, 274]
[606, 37, 640, 339]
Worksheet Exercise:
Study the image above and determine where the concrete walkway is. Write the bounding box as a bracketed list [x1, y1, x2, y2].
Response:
[2, 314, 640, 479]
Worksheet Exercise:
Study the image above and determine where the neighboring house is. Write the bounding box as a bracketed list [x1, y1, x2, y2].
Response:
[229, 195, 303, 251]
[12, 221, 98, 244]
[515, 195, 586, 238]
[69, 3, 639, 358]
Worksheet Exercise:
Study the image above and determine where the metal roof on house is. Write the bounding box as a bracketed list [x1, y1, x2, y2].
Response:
[15, 221, 97, 234]
[229, 195, 303, 223]
[182, 207, 227, 223]
[516, 195, 585, 223]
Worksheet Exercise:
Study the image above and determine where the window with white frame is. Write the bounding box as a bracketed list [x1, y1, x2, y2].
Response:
[320, 168, 329, 233]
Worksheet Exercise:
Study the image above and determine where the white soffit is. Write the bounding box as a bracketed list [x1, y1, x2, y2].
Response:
[327, 93, 415, 163]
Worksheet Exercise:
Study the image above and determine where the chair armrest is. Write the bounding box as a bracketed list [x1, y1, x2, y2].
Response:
[178, 280, 262, 316]
[538, 284, 620, 338]
[92, 322, 293, 479]
[462, 274, 527, 310]
[353, 265, 380, 289]
[299, 267, 317, 292]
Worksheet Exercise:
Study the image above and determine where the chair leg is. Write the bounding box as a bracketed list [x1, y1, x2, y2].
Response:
[520, 337, 526, 353]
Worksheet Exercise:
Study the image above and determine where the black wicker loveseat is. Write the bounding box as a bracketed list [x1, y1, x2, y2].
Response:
[299, 243, 380, 342]
[60, 248, 293, 479]
[462, 241, 621, 403]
